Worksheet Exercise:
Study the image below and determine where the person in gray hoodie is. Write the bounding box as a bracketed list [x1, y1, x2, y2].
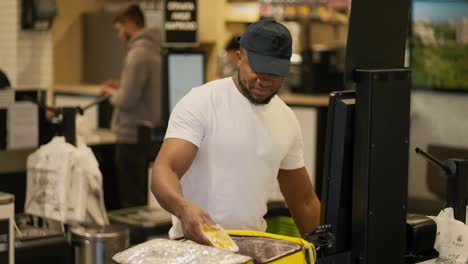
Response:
[102, 3, 162, 208]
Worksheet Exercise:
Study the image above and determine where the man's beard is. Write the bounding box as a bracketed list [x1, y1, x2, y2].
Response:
[237, 71, 278, 105]
[124, 32, 131, 42]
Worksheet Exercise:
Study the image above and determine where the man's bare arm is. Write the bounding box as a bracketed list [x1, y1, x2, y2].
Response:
[277, 167, 321, 236]
[151, 138, 215, 245]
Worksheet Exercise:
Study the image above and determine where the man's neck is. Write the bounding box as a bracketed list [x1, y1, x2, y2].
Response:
[232, 75, 245, 98]
[129, 27, 144, 40]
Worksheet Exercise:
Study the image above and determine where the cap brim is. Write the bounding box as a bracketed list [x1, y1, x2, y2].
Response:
[246, 50, 290, 77]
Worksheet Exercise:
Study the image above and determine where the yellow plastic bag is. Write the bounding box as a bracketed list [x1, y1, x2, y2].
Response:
[202, 223, 239, 252]
[227, 230, 316, 264]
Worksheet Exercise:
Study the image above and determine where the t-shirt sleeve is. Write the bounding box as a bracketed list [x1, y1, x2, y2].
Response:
[164, 88, 208, 147]
[280, 110, 305, 170]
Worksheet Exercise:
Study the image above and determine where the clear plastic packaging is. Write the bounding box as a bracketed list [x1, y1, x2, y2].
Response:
[202, 223, 239, 252]
[112, 238, 252, 264]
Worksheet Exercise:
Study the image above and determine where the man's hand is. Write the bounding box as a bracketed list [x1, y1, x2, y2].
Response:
[178, 201, 218, 246]
[102, 79, 121, 89]
[101, 86, 117, 95]
[101, 80, 120, 95]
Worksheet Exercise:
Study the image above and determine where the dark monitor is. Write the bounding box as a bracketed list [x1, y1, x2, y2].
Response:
[321, 90, 355, 254]
[0, 70, 11, 89]
[22, 0, 57, 30]
[166, 52, 205, 113]
[344, 0, 411, 84]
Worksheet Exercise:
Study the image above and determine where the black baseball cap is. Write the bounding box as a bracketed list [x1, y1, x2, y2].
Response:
[239, 19, 292, 77]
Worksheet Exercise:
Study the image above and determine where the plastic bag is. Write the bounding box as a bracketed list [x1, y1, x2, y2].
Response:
[25, 137, 84, 222]
[76, 141, 109, 225]
[112, 238, 252, 264]
[25, 136, 108, 225]
[202, 223, 239, 252]
[428, 207, 468, 264]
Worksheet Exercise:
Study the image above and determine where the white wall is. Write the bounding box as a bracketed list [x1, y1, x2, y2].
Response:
[0, 0, 19, 86]
[292, 107, 317, 184]
[408, 90, 468, 206]
[17, 31, 53, 87]
[0, 0, 53, 88]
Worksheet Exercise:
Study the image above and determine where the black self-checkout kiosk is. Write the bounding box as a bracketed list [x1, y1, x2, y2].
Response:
[316, 89, 438, 264]
[319, 90, 355, 259]
[309, 0, 440, 263]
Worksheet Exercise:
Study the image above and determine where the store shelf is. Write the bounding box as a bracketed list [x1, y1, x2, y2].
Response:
[225, 1, 260, 23]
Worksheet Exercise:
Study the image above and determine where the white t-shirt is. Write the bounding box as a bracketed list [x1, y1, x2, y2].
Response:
[165, 77, 305, 239]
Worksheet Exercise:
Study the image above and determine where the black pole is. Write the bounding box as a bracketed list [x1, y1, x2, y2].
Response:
[82, 95, 111, 112]
[415, 148, 467, 222]
[62, 107, 77, 147]
[415, 148, 455, 175]
[446, 159, 468, 223]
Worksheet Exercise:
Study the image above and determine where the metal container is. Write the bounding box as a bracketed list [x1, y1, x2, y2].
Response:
[70, 224, 129, 264]
[0, 192, 14, 264]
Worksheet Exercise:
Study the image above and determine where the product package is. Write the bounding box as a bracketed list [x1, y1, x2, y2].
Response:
[202, 223, 239, 252]
[112, 238, 252, 264]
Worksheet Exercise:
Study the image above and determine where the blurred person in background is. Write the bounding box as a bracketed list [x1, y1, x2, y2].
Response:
[102, 3, 163, 208]
[217, 35, 241, 79]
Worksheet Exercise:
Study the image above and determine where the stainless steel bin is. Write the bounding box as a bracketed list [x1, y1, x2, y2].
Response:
[70, 224, 129, 264]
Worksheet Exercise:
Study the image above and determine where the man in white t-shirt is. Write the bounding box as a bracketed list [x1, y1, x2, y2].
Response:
[151, 19, 321, 245]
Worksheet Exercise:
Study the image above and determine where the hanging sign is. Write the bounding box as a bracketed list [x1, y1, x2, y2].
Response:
[164, 0, 198, 47]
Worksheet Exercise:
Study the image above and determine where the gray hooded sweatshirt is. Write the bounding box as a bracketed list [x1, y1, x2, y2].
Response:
[111, 28, 163, 143]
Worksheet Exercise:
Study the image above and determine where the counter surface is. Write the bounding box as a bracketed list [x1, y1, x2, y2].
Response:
[82, 129, 117, 145]
[50, 85, 329, 147]
[53, 84, 102, 95]
[53, 84, 330, 107]
[279, 93, 329, 107]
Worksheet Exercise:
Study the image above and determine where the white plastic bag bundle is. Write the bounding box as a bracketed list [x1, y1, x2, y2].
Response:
[112, 238, 252, 264]
[77, 144, 109, 225]
[25, 136, 108, 225]
[25, 137, 84, 222]
[428, 207, 468, 264]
